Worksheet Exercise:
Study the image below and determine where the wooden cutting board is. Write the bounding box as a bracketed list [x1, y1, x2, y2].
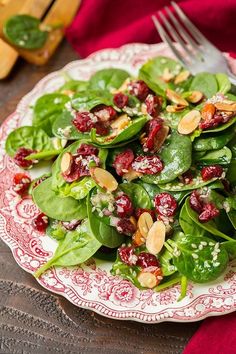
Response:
[0, 0, 81, 79]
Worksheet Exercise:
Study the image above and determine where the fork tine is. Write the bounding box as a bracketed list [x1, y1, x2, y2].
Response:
[152, 15, 188, 66]
[158, 10, 195, 60]
[171, 1, 220, 52]
[164, 6, 201, 54]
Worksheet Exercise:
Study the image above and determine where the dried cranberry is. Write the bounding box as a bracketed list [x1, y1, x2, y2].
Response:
[137, 252, 160, 268]
[113, 93, 129, 108]
[72, 112, 95, 132]
[13, 173, 31, 196]
[116, 218, 136, 236]
[77, 144, 98, 156]
[189, 190, 203, 213]
[13, 147, 35, 169]
[118, 246, 137, 265]
[199, 113, 231, 130]
[113, 149, 134, 176]
[154, 193, 178, 217]
[144, 118, 163, 151]
[145, 94, 161, 117]
[32, 213, 48, 232]
[128, 80, 149, 101]
[115, 194, 133, 218]
[135, 208, 156, 220]
[181, 170, 193, 184]
[94, 105, 117, 122]
[198, 203, 220, 223]
[94, 122, 110, 136]
[201, 165, 223, 181]
[63, 154, 100, 182]
[61, 219, 81, 230]
[132, 155, 163, 175]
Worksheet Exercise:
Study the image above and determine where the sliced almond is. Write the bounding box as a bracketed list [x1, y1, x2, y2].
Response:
[201, 103, 216, 121]
[132, 228, 145, 246]
[162, 68, 175, 82]
[110, 114, 131, 133]
[123, 169, 143, 182]
[146, 220, 166, 255]
[166, 104, 186, 113]
[90, 167, 118, 192]
[153, 125, 169, 152]
[129, 216, 137, 230]
[186, 91, 203, 104]
[174, 70, 190, 85]
[61, 89, 75, 97]
[60, 152, 73, 175]
[178, 110, 201, 135]
[137, 272, 157, 288]
[138, 212, 153, 239]
[166, 88, 189, 106]
[141, 103, 147, 115]
[214, 102, 236, 112]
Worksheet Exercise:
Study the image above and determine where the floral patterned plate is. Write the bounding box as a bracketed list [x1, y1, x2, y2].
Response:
[1, 43, 236, 323]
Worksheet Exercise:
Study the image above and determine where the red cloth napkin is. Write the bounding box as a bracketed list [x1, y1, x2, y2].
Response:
[66, 1, 236, 353]
[65, 0, 236, 58]
[183, 312, 236, 354]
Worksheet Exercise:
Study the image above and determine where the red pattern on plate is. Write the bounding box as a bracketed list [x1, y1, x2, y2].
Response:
[0, 43, 236, 323]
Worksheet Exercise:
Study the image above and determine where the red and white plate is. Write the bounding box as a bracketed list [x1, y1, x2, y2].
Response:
[1, 43, 236, 323]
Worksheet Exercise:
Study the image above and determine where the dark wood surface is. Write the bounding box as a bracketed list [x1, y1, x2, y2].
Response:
[0, 40, 200, 354]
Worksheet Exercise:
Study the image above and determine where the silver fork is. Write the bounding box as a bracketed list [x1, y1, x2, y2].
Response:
[152, 1, 236, 84]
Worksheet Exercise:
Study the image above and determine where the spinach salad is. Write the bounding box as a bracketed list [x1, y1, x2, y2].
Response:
[6, 56, 236, 300]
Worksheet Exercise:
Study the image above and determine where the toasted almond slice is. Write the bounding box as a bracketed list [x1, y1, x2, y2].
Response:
[129, 216, 137, 230]
[123, 169, 143, 182]
[61, 152, 73, 175]
[141, 103, 147, 114]
[138, 212, 153, 239]
[162, 67, 175, 82]
[166, 104, 186, 113]
[61, 89, 75, 97]
[91, 167, 118, 192]
[132, 228, 145, 246]
[153, 125, 169, 152]
[146, 220, 166, 255]
[166, 88, 189, 106]
[110, 114, 131, 132]
[201, 103, 216, 121]
[178, 110, 201, 135]
[174, 70, 190, 84]
[186, 91, 203, 104]
[214, 102, 236, 112]
[137, 272, 157, 288]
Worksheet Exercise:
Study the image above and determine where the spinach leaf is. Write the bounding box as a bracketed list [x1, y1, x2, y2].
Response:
[71, 90, 112, 111]
[32, 177, 87, 221]
[89, 68, 130, 91]
[52, 110, 88, 140]
[33, 93, 70, 136]
[59, 80, 89, 93]
[5, 126, 52, 157]
[193, 128, 235, 152]
[3, 14, 48, 50]
[119, 182, 151, 209]
[159, 230, 183, 276]
[34, 220, 101, 278]
[51, 140, 108, 200]
[185, 197, 233, 241]
[215, 73, 231, 94]
[226, 159, 236, 185]
[87, 192, 124, 248]
[47, 220, 67, 241]
[179, 203, 209, 237]
[189, 72, 218, 98]
[139, 56, 183, 94]
[159, 176, 224, 192]
[26, 149, 62, 161]
[222, 241, 236, 259]
[91, 116, 147, 146]
[141, 131, 192, 184]
[173, 235, 229, 283]
[194, 147, 232, 166]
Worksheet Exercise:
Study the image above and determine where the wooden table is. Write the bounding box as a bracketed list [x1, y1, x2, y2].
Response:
[0, 40, 200, 354]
